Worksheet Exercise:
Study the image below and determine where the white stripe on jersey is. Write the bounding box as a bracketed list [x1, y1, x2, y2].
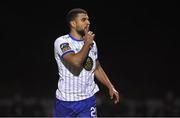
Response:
[54, 34, 99, 101]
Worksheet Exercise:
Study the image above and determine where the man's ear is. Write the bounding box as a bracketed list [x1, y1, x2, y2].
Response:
[70, 21, 76, 28]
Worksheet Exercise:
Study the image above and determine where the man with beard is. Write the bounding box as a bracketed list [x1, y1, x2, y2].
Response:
[54, 8, 119, 117]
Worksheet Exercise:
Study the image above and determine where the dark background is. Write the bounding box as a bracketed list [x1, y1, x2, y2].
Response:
[0, 0, 179, 116]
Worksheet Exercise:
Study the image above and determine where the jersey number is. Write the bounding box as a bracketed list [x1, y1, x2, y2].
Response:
[90, 107, 96, 117]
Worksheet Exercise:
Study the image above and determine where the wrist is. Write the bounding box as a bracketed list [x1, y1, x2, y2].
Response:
[108, 85, 114, 90]
[84, 41, 92, 46]
[84, 42, 92, 48]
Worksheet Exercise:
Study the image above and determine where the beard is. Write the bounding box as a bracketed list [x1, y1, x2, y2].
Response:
[76, 28, 85, 37]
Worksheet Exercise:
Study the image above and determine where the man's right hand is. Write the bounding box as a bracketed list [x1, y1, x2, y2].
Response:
[83, 25, 95, 45]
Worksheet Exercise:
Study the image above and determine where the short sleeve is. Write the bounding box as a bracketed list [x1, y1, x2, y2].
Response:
[54, 37, 75, 58]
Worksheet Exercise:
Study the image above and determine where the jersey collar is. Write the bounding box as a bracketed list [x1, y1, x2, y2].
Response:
[68, 34, 84, 41]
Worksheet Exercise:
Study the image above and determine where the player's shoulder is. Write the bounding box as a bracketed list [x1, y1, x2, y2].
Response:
[54, 34, 70, 44]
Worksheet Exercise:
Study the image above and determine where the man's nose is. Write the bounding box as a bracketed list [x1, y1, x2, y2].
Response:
[87, 20, 90, 25]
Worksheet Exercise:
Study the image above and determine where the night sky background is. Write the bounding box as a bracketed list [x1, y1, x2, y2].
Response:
[1, 0, 179, 102]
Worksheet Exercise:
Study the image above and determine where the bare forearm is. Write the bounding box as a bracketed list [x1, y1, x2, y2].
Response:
[95, 63, 114, 90]
[71, 42, 91, 67]
[95, 61, 120, 104]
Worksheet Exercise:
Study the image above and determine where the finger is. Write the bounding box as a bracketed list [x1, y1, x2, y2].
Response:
[114, 93, 120, 104]
[110, 93, 113, 99]
[87, 25, 89, 31]
[109, 92, 113, 99]
[92, 34, 95, 39]
[88, 31, 93, 35]
[85, 25, 89, 34]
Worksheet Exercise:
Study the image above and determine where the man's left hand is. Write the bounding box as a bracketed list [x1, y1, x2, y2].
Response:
[109, 87, 120, 104]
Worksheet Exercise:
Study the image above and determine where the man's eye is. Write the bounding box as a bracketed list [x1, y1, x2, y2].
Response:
[81, 18, 86, 22]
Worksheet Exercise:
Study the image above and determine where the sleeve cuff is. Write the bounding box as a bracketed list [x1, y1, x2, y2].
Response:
[61, 50, 75, 58]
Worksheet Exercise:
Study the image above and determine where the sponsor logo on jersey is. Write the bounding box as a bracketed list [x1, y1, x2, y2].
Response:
[83, 56, 93, 71]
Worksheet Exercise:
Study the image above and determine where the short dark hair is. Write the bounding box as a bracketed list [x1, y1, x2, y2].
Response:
[66, 8, 87, 27]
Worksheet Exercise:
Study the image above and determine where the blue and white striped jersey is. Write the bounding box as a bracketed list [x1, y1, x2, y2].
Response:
[54, 34, 99, 101]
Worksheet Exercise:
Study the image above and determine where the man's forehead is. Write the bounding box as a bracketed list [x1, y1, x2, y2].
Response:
[77, 13, 89, 18]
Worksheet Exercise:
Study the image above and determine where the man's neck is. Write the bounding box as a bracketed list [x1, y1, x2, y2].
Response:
[69, 31, 83, 40]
